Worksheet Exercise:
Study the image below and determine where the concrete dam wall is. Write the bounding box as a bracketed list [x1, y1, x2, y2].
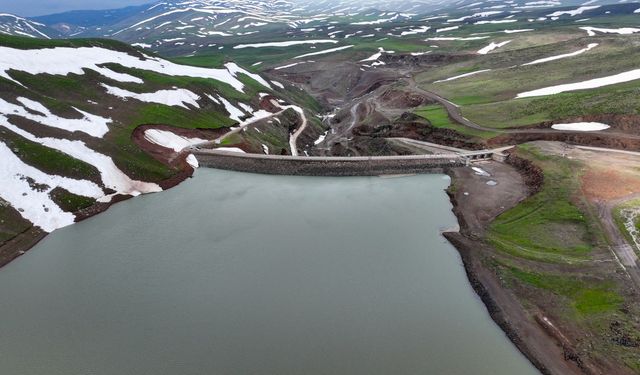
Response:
[192, 150, 469, 176]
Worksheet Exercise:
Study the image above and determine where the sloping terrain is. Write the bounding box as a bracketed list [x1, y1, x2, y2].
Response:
[0, 13, 58, 39]
[5, 0, 634, 58]
[0, 34, 319, 257]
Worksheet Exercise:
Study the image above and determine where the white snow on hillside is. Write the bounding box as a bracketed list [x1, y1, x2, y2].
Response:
[0, 13, 50, 39]
[580, 26, 640, 35]
[0, 97, 110, 138]
[547, 5, 600, 17]
[218, 96, 246, 122]
[434, 69, 492, 83]
[522, 43, 598, 65]
[475, 19, 518, 24]
[0, 142, 75, 232]
[144, 129, 207, 152]
[503, 29, 535, 33]
[360, 47, 394, 62]
[224, 62, 272, 89]
[314, 131, 328, 145]
[101, 84, 201, 108]
[448, 11, 503, 22]
[234, 40, 338, 48]
[426, 36, 490, 40]
[517, 69, 640, 97]
[477, 40, 511, 54]
[213, 147, 246, 153]
[0, 46, 260, 93]
[551, 122, 610, 131]
[399, 26, 430, 36]
[351, 13, 403, 25]
[0, 116, 161, 198]
[0, 142, 104, 232]
[436, 26, 460, 33]
[294, 45, 354, 59]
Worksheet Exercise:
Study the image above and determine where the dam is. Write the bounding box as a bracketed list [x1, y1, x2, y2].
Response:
[191, 146, 509, 176]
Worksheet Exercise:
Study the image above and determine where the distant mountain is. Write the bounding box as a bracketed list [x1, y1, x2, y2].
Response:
[0, 13, 58, 39]
[1, 0, 636, 56]
[32, 4, 151, 36]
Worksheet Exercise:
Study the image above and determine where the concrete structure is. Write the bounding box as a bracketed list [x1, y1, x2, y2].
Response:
[192, 146, 510, 176]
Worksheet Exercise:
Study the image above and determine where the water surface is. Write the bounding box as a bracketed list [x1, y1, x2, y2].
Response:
[0, 169, 538, 375]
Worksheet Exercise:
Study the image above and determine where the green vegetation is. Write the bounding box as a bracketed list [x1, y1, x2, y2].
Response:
[508, 267, 623, 315]
[171, 54, 226, 68]
[0, 34, 133, 52]
[484, 142, 636, 368]
[462, 83, 640, 129]
[0, 129, 101, 183]
[414, 104, 496, 138]
[415, 34, 640, 128]
[488, 145, 597, 263]
[0, 203, 33, 243]
[49, 188, 96, 213]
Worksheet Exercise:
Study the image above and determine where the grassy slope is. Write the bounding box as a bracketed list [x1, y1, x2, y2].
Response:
[0, 34, 292, 242]
[489, 145, 597, 263]
[487, 144, 639, 370]
[414, 104, 496, 138]
[414, 25, 640, 130]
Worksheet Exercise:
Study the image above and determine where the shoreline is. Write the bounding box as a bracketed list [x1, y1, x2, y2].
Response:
[0, 145, 599, 375]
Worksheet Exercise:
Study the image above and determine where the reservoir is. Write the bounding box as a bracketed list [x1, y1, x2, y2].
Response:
[0, 169, 538, 375]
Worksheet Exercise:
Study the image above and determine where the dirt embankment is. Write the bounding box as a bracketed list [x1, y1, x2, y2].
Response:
[379, 52, 473, 68]
[342, 113, 486, 156]
[444, 159, 599, 375]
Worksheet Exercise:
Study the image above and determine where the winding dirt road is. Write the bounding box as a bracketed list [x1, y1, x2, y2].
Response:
[287, 105, 308, 156]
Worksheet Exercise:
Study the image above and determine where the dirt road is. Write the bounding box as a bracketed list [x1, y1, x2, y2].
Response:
[597, 195, 640, 289]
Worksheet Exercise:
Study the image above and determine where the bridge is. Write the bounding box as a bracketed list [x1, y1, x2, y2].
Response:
[191, 145, 511, 177]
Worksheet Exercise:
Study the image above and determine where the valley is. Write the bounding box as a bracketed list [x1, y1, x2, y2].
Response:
[2, 0, 640, 373]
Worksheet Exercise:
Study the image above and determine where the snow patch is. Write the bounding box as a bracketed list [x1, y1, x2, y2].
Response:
[0, 142, 103, 232]
[234, 40, 338, 48]
[580, 26, 640, 35]
[0, 97, 110, 138]
[144, 129, 207, 152]
[551, 122, 610, 131]
[477, 40, 511, 54]
[517, 69, 640, 97]
[547, 5, 600, 17]
[101, 84, 201, 108]
[293, 45, 354, 59]
[0, 46, 258, 93]
[0, 116, 161, 197]
[434, 69, 492, 83]
[522, 43, 598, 65]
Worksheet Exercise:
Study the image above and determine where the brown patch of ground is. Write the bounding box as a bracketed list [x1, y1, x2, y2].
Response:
[583, 168, 640, 201]
[378, 88, 432, 109]
[529, 141, 640, 202]
[448, 161, 527, 236]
